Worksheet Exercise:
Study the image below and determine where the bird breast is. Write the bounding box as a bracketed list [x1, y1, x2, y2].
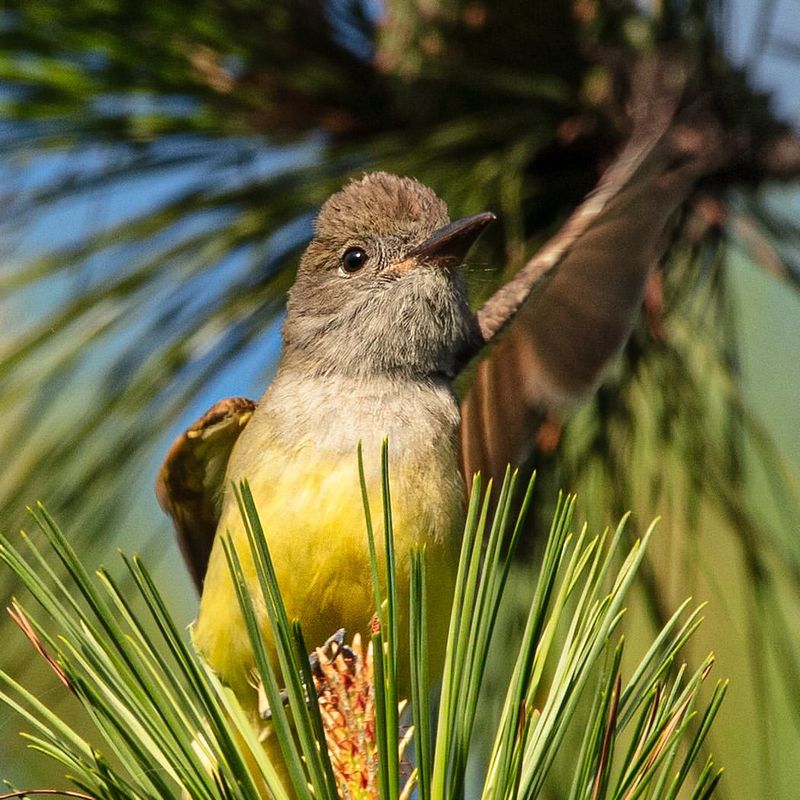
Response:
[192, 371, 464, 707]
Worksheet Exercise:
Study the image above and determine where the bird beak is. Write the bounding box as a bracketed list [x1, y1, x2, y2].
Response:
[395, 211, 496, 273]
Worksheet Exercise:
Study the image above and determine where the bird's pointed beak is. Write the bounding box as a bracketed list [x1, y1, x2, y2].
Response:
[399, 211, 496, 272]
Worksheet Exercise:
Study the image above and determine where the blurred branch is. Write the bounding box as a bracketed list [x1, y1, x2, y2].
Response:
[756, 131, 800, 179]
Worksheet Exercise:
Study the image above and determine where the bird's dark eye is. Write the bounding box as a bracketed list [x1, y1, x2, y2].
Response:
[340, 247, 368, 274]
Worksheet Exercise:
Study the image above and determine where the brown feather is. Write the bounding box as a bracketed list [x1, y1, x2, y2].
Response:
[155, 397, 256, 590]
[460, 85, 717, 485]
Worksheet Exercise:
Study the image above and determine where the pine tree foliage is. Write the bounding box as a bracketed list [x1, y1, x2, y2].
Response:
[0, 0, 799, 792]
[0, 466, 725, 799]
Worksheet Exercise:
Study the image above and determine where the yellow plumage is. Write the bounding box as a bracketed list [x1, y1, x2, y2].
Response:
[192, 431, 463, 716]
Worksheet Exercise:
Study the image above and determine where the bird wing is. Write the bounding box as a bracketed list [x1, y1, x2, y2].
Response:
[460, 154, 686, 486]
[460, 70, 715, 486]
[155, 396, 256, 591]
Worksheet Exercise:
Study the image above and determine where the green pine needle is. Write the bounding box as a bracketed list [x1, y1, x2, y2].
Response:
[0, 456, 724, 799]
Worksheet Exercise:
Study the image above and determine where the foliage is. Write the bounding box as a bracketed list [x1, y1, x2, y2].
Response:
[0, 463, 724, 799]
[0, 0, 798, 792]
[1, 0, 796, 564]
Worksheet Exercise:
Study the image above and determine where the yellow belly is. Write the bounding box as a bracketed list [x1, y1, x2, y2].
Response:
[192, 442, 463, 712]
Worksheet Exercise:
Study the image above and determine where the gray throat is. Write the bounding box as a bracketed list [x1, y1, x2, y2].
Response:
[246, 369, 462, 456]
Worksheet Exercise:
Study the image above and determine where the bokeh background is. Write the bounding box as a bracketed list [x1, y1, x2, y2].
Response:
[1, 1, 799, 797]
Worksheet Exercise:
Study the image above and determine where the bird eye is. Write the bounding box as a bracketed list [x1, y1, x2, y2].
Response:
[340, 247, 368, 275]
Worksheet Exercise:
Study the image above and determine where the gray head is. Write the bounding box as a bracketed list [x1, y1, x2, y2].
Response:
[282, 172, 495, 379]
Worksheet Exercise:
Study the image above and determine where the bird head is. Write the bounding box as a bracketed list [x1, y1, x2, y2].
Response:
[282, 172, 495, 379]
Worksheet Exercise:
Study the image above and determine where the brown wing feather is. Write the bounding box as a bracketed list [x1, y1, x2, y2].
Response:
[156, 397, 256, 591]
[460, 90, 718, 485]
[460, 330, 546, 493]
[460, 182, 675, 483]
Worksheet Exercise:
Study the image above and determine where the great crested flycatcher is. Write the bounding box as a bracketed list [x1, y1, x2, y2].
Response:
[187, 172, 494, 707]
[157, 97, 705, 740]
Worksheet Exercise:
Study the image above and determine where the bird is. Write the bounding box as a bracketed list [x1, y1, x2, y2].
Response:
[156, 74, 710, 785]
[186, 172, 493, 708]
